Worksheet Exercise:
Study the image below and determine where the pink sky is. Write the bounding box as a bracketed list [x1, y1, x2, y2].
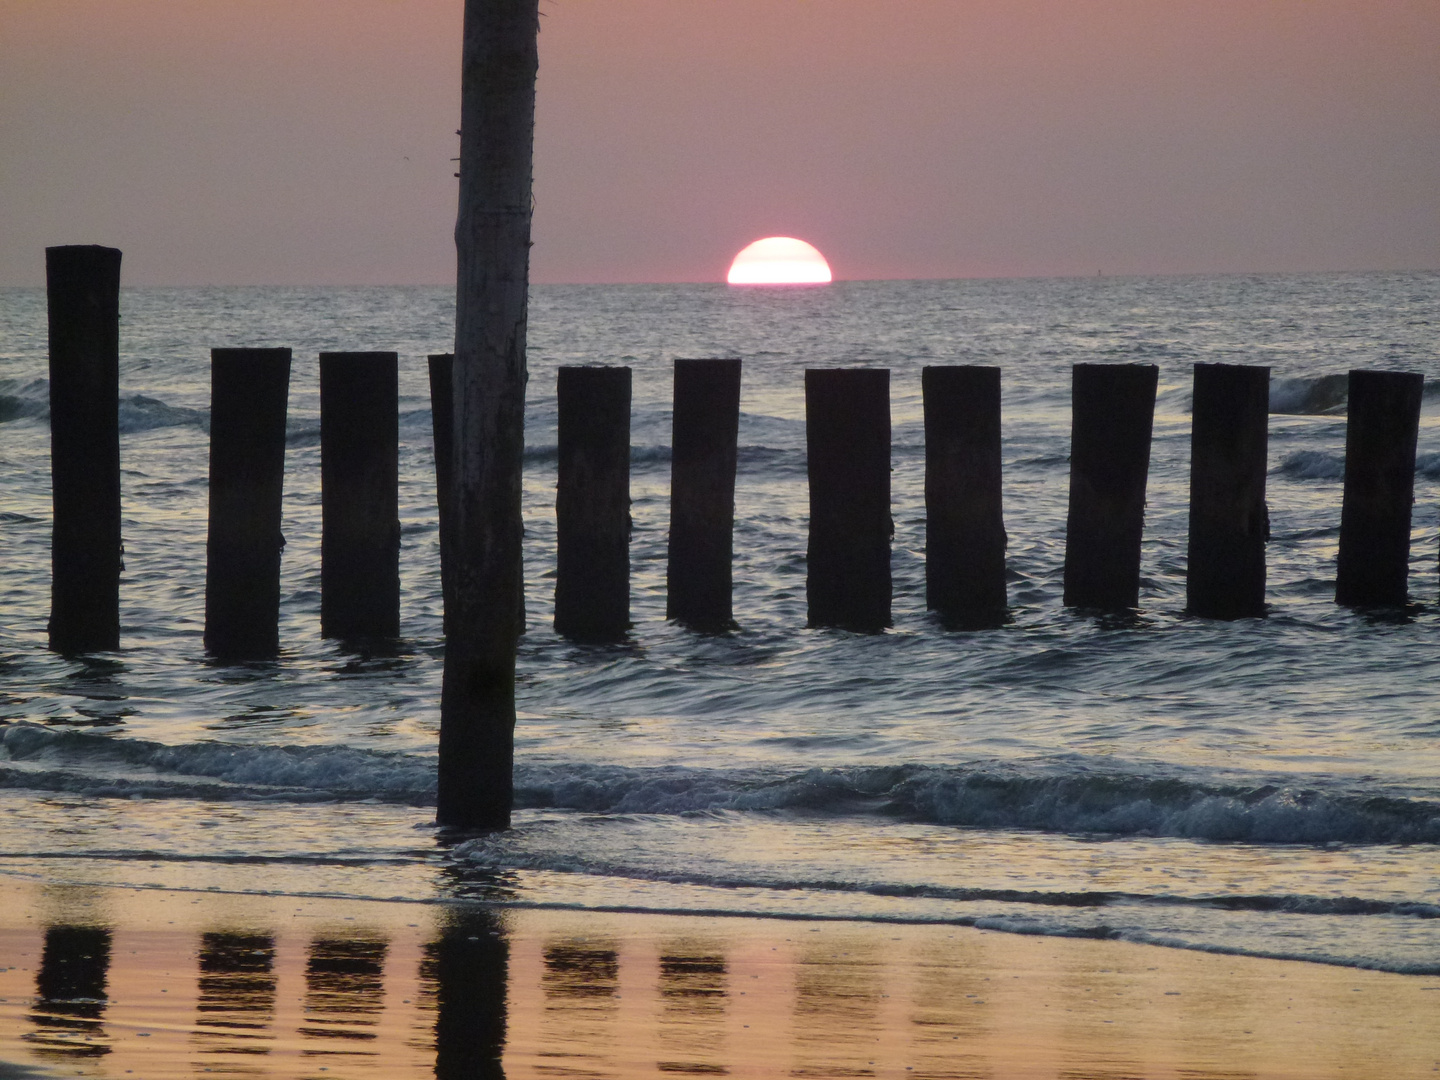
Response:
[1, 0, 1437, 285]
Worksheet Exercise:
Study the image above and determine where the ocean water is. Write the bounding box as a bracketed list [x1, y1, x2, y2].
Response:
[1, 274, 1438, 977]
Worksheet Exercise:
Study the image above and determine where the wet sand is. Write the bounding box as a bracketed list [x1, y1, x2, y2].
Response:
[0, 875, 1435, 1079]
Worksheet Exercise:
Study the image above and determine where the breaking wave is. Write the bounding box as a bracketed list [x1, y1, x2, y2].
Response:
[1269, 373, 1348, 414]
[0, 378, 208, 433]
[1277, 449, 1345, 480]
[3, 723, 1436, 847]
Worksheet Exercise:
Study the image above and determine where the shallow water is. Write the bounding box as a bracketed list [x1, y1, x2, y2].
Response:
[1, 274, 1438, 975]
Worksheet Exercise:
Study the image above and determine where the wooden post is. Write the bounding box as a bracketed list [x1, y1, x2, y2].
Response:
[806, 368, 891, 631]
[922, 365, 1006, 626]
[554, 366, 631, 641]
[430, 352, 524, 641]
[439, 0, 538, 829]
[1336, 369, 1424, 607]
[204, 348, 291, 659]
[319, 351, 400, 641]
[1186, 363, 1269, 619]
[46, 244, 122, 653]
[428, 353, 456, 637]
[667, 358, 741, 630]
[1063, 363, 1158, 610]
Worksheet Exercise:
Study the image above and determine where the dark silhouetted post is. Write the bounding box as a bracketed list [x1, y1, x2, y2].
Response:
[438, 0, 538, 830]
[554, 366, 631, 641]
[667, 358, 741, 630]
[1186, 363, 1269, 619]
[320, 352, 400, 641]
[1063, 363, 1158, 610]
[46, 245, 122, 653]
[1336, 369, 1424, 607]
[806, 368, 891, 631]
[204, 348, 291, 659]
[429, 353, 456, 636]
[923, 365, 1006, 626]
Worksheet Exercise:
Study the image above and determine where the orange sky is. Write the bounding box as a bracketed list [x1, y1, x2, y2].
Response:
[1, 0, 1437, 285]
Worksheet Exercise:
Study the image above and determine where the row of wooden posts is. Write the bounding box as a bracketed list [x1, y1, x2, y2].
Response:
[40, 245, 1428, 657]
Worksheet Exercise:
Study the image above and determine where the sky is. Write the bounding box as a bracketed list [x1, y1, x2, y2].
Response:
[1, 0, 1437, 286]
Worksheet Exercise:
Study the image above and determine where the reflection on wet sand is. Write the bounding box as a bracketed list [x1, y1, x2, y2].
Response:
[193, 932, 277, 1062]
[2, 892, 1439, 1079]
[300, 932, 389, 1053]
[423, 908, 508, 1080]
[656, 942, 728, 1076]
[24, 924, 112, 1059]
[907, 938, 991, 1080]
[542, 938, 620, 1077]
[792, 937, 883, 1079]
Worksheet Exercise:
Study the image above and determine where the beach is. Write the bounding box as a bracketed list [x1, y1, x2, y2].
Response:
[1, 876, 1437, 1079]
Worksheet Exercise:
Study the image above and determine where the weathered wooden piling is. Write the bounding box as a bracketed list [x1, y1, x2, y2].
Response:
[1063, 363, 1158, 610]
[806, 368, 892, 631]
[436, 0, 538, 830]
[428, 353, 456, 636]
[1336, 369, 1424, 607]
[923, 365, 1007, 625]
[429, 352, 525, 640]
[46, 245, 123, 654]
[1186, 362, 1270, 619]
[554, 366, 631, 641]
[204, 348, 292, 659]
[667, 358, 742, 630]
[319, 351, 400, 640]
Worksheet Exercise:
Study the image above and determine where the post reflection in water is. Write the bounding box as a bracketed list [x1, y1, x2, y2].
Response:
[421, 907, 509, 1080]
[792, 939, 882, 1079]
[541, 938, 621, 1077]
[24, 924, 113, 1059]
[656, 942, 728, 1077]
[300, 932, 389, 1055]
[192, 932, 277, 1063]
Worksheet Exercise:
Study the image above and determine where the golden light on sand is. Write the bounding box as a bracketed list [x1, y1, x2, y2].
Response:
[726, 237, 832, 285]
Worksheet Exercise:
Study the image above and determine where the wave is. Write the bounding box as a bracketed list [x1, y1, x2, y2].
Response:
[118, 394, 208, 434]
[1276, 449, 1345, 480]
[515, 762, 1440, 845]
[1277, 448, 1440, 481]
[3, 724, 1437, 846]
[452, 836, 1439, 920]
[0, 378, 50, 422]
[0, 378, 209, 433]
[1270, 373, 1348, 415]
[0, 722, 434, 803]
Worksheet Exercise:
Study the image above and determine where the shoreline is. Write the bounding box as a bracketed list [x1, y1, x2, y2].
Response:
[0, 877, 1436, 1078]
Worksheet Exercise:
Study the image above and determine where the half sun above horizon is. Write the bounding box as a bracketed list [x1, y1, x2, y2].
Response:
[727, 237, 833, 285]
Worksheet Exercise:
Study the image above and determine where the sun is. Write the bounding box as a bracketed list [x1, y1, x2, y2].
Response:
[726, 237, 832, 285]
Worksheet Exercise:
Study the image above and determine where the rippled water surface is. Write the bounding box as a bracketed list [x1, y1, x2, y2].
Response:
[1, 274, 1438, 975]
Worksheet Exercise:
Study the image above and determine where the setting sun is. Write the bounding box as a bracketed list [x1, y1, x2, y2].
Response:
[726, 237, 832, 285]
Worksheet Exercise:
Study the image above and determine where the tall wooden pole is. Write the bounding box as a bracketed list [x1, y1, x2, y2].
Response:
[46, 245, 122, 653]
[437, 0, 538, 829]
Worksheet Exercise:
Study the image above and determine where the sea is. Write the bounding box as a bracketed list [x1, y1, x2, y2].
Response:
[1, 273, 1438, 978]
